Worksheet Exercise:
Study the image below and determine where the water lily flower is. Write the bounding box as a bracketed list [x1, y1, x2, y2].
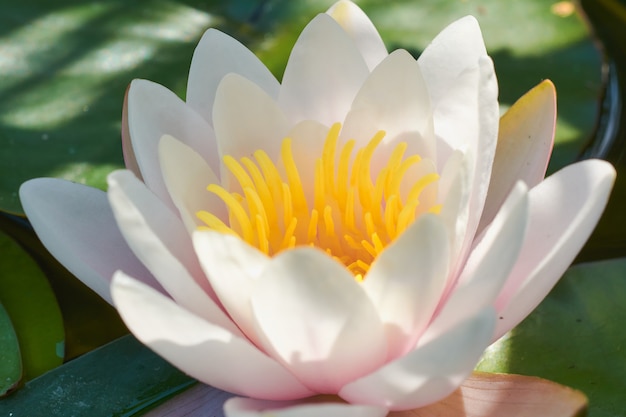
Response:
[20, 1, 614, 416]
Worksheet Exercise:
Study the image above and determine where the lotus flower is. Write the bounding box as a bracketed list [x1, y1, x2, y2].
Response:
[20, 1, 614, 416]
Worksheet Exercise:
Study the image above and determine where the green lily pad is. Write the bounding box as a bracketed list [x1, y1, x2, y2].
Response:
[477, 257, 626, 417]
[0, 229, 64, 380]
[0, 302, 22, 397]
[0, 335, 195, 416]
[0, 0, 601, 213]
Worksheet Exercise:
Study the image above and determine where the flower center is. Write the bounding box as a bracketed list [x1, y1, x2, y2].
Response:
[197, 123, 440, 280]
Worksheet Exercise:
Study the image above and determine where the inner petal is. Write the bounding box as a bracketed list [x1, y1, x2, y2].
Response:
[197, 123, 441, 279]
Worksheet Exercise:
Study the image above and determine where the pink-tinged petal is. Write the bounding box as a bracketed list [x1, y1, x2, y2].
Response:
[193, 231, 270, 346]
[326, 0, 388, 71]
[469, 55, 499, 225]
[111, 271, 314, 400]
[391, 372, 587, 417]
[127, 79, 219, 207]
[494, 159, 616, 339]
[159, 135, 226, 232]
[478, 80, 556, 234]
[19, 178, 157, 304]
[421, 183, 528, 346]
[339, 307, 496, 410]
[250, 248, 387, 394]
[433, 58, 499, 291]
[363, 214, 449, 360]
[186, 28, 280, 125]
[278, 13, 369, 125]
[225, 397, 387, 417]
[107, 170, 239, 335]
[213, 73, 289, 186]
[437, 151, 471, 267]
[342, 49, 434, 162]
[417, 16, 487, 103]
[121, 83, 142, 180]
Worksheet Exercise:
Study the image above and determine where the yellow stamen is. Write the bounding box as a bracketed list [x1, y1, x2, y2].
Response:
[197, 122, 441, 279]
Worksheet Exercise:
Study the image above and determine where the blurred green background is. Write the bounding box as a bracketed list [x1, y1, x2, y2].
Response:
[0, 0, 625, 415]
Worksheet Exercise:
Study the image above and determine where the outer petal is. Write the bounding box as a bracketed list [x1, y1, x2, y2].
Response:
[326, 0, 388, 71]
[159, 135, 226, 232]
[186, 29, 280, 125]
[417, 16, 487, 103]
[251, 248, 387, 394]
[19, 178, 157, 304]
[339, 307, 496, 410]
[127, 79, 219, 206]
[363, 214, 449, 360]
[111, 271, 314, 400]
[225, 397, 387, 417]
[193, 231, 270, 346]
[437, 151, 471, 270]
[278, 13, 369, 125]
[341, 49, 434, 162]
[433, 57, 499, 290]
[421, 182, 528, 346]
[107, 170, 239, 335]
[478, 80, 556, 233]
[494, 159, 615, 338]
[213, 73, 289, 186]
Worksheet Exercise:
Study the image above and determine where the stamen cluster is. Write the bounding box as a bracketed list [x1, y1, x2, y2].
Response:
[197, 123, 440, 278]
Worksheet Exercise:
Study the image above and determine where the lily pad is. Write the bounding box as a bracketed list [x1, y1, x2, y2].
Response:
[477, 257, 626, 417]
[0, 229, 64, 380]
[0, 212, 128, 360]
[0, 335, 195, 416]
[0, 0, 601, 213]
[0, 302, 22, 397]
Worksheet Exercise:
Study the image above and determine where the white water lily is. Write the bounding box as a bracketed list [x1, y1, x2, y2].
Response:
[20, 1, 614, 416]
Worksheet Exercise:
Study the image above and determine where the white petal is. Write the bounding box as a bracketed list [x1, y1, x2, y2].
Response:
[251, 248, 387, 394]
[433, 58, 499, 286]
[339, 307, 496, 410]
[417, 15, 487, 103]
[363, 214, 449, 360]
[326, 0, 388, 71]
[187, 29, 280, 125]
[437, 151, 471, 271]
[213, 73, 289, 187]
[278, 13, 369, 125]
[494, 159, 615, 339]
[19, 178, 157, 304]
[342, 49, 434, 162]
[478, 80, 556, 234]
[159, 135, 226, 232]
[107, 170, 240, 335]
[193, 231, 270, 345]
[127, 79, 219, 206]
[111, 271, 314, 400]
[224, 397, 387, 417]
[420, 182, 528, 346]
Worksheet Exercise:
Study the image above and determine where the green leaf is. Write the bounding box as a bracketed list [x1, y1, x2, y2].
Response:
[0, 229, 64, 380]
[0, 302, 22, 397]
[0, 213, 128, 360]
[0, 0, 601, 213]
[477, 257, 626, 417]
[0, 335, 195, 417]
